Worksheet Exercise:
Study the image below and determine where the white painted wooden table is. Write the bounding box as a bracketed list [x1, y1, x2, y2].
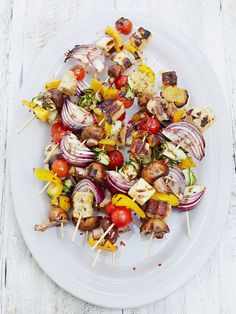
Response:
[1, 0, 235, 313]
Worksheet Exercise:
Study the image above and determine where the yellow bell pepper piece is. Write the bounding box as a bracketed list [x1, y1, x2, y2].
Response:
[172, 109, 186, 122]
[99, 139, 116, 146]
[87, 237, 118, 252]
[105, 122, 112, 136]
[180, 157, 196, 169]
[102, 86, 119, 99]
[33, 168, 63, 199]
[105, 26, 123, 52]
[44, 80, 61, 90]
[90, 78, 103, 93]
[22, 100, 49, 122]
[51, 195, 71, 211]
[138, 64, 155, 85]
[112, 194, 146, 218]
[151, 192, 180, 206]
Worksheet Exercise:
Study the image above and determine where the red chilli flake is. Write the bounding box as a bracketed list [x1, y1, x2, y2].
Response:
[132, 267, 136, 271]
[158, 263, 162, 267]
[120, 241, 126, 246]
[80, 232, 84, 235]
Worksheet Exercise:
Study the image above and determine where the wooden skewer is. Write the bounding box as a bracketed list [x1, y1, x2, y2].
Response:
[186, 211, 191, 237]
[92, 223, 115, 250]
[112, 252, 116, 268]
[44, 143, 59, 163]
[145, 231, 154, 259]
[72, 213, 82, 242]
[142, 135, 146, 142]
[38, 181, 50, 196]
[60, 222, 64, 238]
[98, 117, 105, 126]
[17, 115, 36, 134]
[92, 249, 101, 267]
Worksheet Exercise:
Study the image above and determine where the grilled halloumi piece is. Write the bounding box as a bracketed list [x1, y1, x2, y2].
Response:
[128, 178, 155, 205]
[181, 107, 216, 132]
[96, 36, 116, 55]
[72, 191, 94, 218]
[112, 51, 134, 69]
[130, 27, 151, 50]
[58, 70, 78, 96]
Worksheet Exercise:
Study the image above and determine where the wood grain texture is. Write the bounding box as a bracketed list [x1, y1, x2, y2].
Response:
[0, 0, 235, 313]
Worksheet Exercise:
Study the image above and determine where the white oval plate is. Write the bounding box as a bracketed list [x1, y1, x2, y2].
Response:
[10, 11, 232, 309]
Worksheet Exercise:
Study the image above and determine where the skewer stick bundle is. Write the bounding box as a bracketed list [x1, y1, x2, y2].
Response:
[72, 213, 82, 242]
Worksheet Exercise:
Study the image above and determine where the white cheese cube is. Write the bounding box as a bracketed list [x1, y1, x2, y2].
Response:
[58, 70, 78, 96]
[73, 191, 94, 218]
[128, 178, 155, 205]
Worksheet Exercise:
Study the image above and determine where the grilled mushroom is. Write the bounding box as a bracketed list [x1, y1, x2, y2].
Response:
[140, 217, 170, 239]
[141, 161, 169, 185]
[87, 162, 106, 183]
[72, 216, 101, 231]
[81, 125, 105, 141]
[146, 199, 171, 220]
[147, 97, 169, 122]
[35, 207, 70, 232]
[153, 177, 172, 194]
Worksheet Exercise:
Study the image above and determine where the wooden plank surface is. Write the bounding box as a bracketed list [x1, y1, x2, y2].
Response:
[0, 0, 235, 313]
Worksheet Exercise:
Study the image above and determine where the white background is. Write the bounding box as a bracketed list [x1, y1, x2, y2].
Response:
[1, 0, 236, 313]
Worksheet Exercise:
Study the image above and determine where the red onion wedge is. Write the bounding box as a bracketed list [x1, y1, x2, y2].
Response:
[165, 167, 185, 199]
[76, 80, 89, 96]
[99, 189, 112, 208]
[65, 45, 105, 73]
[62, 100, 94, 131]
[174, 185, 206, 212]
[60, 134, 95, 166]
[73, 178, 105, 204]
[106, 171, 136, 194]
[162, 122, 205, 160]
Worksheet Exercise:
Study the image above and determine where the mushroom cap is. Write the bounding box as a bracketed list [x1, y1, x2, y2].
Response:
[140, 217, 170, 239]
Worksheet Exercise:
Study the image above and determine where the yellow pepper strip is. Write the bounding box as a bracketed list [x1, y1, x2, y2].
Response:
[90, 78, 118, 99]
[180, 157, 196, 169]
[112, 194, 146, 218]
[105, 122, 112, 136]
[172, 109, 187, 122]
[87, 237, 118, 252]
[99, 139, 116, 146]
[51, 195, 71, 211]
[33, 168, 63, 199]
[105, 26, 123, 52]
[138, 64, 155, 85]
[44, 80, 61, 90]
[90, 78, 103, 93]
[22, 100, 49, 122]
[151, 192, 180, 206]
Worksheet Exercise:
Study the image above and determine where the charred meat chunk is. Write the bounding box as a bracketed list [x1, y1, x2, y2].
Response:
[87, 162, 106, 183]
[101, 218, 119, 244]
[108, 64, 123, 78]
[146, 199, 171, 220]
[162, 71, 177, 86]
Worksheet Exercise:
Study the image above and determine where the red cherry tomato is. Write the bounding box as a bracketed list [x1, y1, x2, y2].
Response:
[117, 112, 126, 121]
[116, 94, 134, 109]
[51, 122, 67, 136]
[139, 116, 160, 135]
[71, 65, 86, 81]
[115, 18, 133, 35]
[111, 206, 133, 228]
[52, 159, 69, 177]
[52, 129, 68, 144]
[115, 75, 128, 90]
[107, 150, 124, 169]
[105, 202, 116, 216]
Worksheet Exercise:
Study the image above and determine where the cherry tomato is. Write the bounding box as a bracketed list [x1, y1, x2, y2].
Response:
[115, 17, 133, 35]
[111, 206, 133, 228]
[116, 94, 134, 109]
[51, 122, 67, 136]
[115, 75, 128, 90]
[117, 112, 126, 121]
[71, 65, 86, 81]
[52, 159, 69, 177]
[105, 202, 116, 215]
[53, 129, 68, 144]
[139, 116, 160, 135]
[107, 150, 124, 169]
